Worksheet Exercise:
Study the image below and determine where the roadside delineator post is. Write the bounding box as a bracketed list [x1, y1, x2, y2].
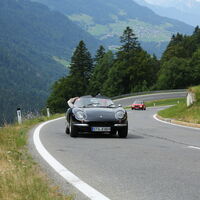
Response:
[47, 107, 50, 118]
[17, 108, 22, 124]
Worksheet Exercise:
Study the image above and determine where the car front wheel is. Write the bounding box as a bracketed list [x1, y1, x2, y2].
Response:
[110, 129, 117, 136]
[65, 125, 69, 134]
[118, 127, 128, 138]
[69, 119, 78, 137]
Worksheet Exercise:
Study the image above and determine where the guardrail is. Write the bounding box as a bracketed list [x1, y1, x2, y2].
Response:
[112, 89, 187, 100]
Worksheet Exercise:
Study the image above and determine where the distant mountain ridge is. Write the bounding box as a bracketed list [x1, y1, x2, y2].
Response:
[32, 0, 194, 56]
[0, 0, 100, 124]
[135, 0, 200, 26]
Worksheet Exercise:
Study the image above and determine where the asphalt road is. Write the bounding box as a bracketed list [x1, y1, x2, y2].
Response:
[113, 91, 187, 106]
[30, 92, 200, 200]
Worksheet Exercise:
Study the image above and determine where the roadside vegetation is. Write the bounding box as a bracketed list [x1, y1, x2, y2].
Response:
[47, 26, 200, 114]
[158, 86, 200, 124]
[145, 98, 185, 107]
[0, 115, 73, 200]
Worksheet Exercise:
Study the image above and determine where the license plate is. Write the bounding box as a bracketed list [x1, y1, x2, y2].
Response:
[91, 127, 111, 132]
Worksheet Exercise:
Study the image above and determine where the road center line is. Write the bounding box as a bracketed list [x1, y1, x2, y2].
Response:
[33, 117, 110, 200]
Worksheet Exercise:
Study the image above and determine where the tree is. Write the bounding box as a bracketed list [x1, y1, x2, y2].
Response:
[94, 45, 106, 64]
[103, 27, 159, 96]
[119, 26, 140, 53]
[69, 40, 93, 95]
[103, 27, 141, 95]
[190, 48, 200, 85]
[47, 41, 93, 112]
[88, 51, 114, 95]
[47, 77, 75, 113]
[156, 57, 191, 89]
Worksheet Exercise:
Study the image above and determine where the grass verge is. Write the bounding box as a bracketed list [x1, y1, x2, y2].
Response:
[158, 86, 200, 124]
[0, 114, 74, 200]
[145, 98, 185, 107]
[158, 100, 200, 124]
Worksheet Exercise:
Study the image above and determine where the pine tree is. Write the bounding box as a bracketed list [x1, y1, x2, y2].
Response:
[118, 26, 140, 55]
[88, 51, 114, 95]
[47, 41, 93, 112]
[69, 40, 93, 95]
[193, 26, 200, 35]
[94, 45, 106, 64]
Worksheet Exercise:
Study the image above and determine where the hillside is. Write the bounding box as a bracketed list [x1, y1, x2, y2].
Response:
[0, 0, 100, 124]
[32, 0, 193, 56]
[135, 0, 200, 26]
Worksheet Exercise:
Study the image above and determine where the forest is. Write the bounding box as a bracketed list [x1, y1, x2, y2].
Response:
[0, 0, 99, 125]
[47, 26, 200, 113]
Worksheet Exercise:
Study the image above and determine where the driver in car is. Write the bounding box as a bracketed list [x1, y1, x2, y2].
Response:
[67, 97, 79, 108]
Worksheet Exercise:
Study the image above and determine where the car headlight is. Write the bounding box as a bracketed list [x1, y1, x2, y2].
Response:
[74, 110, 87, 121]
[115, 110, 125, 120]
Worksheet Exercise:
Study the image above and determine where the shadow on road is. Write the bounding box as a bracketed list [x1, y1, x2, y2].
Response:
[68, 133, 144, 140]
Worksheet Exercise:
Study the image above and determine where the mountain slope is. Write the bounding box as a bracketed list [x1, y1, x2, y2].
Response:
[0, 0, 100, 124]
[135, 0, 200, 26]
[32, 0, 194, 56]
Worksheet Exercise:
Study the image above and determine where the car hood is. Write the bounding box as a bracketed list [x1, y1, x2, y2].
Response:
[84, 108, 117, 122]
[73, 107, 127, 122]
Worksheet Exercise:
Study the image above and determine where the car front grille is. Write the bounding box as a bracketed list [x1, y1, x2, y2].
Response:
[87, 121, 115, 127]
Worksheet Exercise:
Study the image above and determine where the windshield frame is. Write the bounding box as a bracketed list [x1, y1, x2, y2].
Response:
[74, 97, 116, 108]
[133, 100, 144, 104]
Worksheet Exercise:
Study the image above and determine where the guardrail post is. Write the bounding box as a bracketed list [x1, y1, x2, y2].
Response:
[187, 92, 195, 107]
[47, 107, 50, 118]
[17, 108, 22, 124]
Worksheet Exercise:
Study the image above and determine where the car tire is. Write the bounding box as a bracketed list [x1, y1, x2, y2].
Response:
[69, 119, 78, 137]
[65, 126, 69, 134]
[110, 129, 117, 136]
[118, 127, 128, 138]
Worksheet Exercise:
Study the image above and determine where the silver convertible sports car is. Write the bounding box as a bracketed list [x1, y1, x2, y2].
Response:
[65, 95, 128, 138]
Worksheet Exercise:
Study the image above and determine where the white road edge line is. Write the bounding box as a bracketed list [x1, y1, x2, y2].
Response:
[33, 117, 110, 200]
[153, 114, 200, 131]
[188, 146, 200, 150]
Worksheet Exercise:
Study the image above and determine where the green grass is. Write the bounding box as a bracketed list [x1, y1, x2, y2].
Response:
[145, 98, 185, 107]
[158, 85, 200, 124]
[158, 101, 200, 124]
[0, 114, 74, 200]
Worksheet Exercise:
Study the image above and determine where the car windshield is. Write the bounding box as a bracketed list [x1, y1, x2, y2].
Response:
[133, 100, 144, 104]
[74, 97, 115, 108]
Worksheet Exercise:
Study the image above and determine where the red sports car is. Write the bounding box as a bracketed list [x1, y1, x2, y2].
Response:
[131, 100, 146, 110]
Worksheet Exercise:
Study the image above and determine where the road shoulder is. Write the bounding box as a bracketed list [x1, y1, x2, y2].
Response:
[155, 114, 200, 129]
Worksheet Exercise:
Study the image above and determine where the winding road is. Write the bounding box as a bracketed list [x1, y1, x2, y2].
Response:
[29, 92, 200, 200]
